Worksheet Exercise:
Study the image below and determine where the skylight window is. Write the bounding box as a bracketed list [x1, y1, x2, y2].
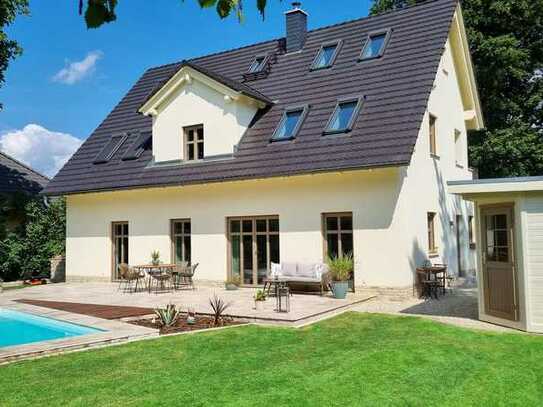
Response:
[311, 41, 341, 70]
[247, 55, 268, 73]
[121, 131, 151, 161]
[93, 134, 128, 164]
[271, 106, 309, 141]
[324, 98, 363, 134]
[360, 31, 389, 60]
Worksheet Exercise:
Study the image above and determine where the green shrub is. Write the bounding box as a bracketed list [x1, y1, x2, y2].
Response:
[154, 303, 181, 327]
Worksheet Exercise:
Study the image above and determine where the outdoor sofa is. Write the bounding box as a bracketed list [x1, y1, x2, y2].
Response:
[267, 262, 330, 295]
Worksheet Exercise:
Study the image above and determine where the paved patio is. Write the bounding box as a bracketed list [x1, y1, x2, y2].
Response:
[1, 282, 373, 325]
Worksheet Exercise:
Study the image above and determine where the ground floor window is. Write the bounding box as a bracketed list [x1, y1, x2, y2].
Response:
[228, 216, 279, 286]
[112, 221, 128, 279]
[323, 213, 353, 259]
[171, 219, 191, 264]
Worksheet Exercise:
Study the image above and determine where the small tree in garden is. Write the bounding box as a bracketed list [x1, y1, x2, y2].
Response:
[20, 198, 66, 279]
[0, 197, 66, 281]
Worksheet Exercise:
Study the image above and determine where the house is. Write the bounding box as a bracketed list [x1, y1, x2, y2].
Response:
[43, 0, 484, 291]
[449, 177, 543, 333]
[0, 152, 49, 231]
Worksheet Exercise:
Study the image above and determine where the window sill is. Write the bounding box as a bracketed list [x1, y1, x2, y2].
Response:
[430, 154, 440, 160]
[357, 54, 383, 63]
[310, 65, 333, 72]
[323, 129, 352, 137]
[269, 136, 295, 144]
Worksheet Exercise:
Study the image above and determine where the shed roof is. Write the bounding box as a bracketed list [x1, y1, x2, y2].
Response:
[448, 177, 543, 195]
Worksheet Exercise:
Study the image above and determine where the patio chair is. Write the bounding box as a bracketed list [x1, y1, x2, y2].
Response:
[150, 269, 173, 294]
[117, 263, 141, 293]
[416, 269, 440, 300]
[174, 263, 198, 290]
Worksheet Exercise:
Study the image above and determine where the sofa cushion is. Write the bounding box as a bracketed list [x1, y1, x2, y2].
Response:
[281, 276, 321, 283]
[297, 263, 317, 279]
[280, 262, 298, 277]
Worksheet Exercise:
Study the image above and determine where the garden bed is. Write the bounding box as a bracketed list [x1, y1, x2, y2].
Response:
[129, 314, 245, 335]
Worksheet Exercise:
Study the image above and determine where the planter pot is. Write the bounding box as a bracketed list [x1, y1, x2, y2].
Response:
[331, 281, 349, 299]
[225, 283, 239, 291]
[254, 300, 265, 311]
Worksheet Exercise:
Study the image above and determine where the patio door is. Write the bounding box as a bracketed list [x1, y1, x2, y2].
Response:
[228, 216, 279, 286]
[112, 222, 129, 280]
[480, 205, 518, 321]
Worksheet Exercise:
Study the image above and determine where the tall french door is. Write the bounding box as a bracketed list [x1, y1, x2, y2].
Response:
[112, 222, 129, 280]
[228, 216, 279, 286]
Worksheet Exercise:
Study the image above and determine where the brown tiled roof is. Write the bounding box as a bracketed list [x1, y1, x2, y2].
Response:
[0, 152, 49, 195]
[43, 0, 458, 196]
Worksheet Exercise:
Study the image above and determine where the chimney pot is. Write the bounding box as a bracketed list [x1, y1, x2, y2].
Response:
[285, 2, 307, 53]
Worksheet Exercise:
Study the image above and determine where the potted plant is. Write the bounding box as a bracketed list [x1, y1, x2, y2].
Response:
[326, 253, 353, 299]
[225, 275, 241, 291]
[151, 250, 160, 266]
[254, 289, 267, 311]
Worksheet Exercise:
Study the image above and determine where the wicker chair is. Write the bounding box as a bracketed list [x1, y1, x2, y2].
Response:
[173, 263, 198, 290]
[117, 263, 141, 293]
[150, 268, 173, 294]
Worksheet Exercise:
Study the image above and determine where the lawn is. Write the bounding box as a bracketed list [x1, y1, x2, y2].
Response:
[2, 313, 543, 406]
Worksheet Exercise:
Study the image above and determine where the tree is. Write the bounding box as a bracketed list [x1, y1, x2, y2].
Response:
[0, 0, 29, 109]
[370, 0, 543, 178]
[79, 0, 271, 28]
[0, 197, 66, 281]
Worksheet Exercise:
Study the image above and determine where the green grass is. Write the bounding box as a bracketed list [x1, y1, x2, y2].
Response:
[2, 313, 543, 406]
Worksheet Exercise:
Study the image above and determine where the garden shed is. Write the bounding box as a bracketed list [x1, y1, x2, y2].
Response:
[449, 176, 543, 333]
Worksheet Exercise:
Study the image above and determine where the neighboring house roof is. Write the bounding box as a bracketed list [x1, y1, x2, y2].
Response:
[44, 0, 460, 196]
[0, 152, 49, 195]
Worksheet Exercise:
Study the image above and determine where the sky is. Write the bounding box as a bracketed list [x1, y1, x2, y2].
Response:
[0, 0, 372, 177]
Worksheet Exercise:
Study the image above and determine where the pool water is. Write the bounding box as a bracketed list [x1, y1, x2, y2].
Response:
[0, 309, 102, 348]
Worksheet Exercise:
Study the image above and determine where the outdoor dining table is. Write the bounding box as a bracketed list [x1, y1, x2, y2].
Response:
[132, 264, 176, 293]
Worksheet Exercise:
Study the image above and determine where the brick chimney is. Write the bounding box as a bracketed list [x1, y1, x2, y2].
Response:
[285, 2, 307, 53]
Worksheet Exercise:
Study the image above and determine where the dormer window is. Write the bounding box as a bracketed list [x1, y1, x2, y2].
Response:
[247, 55, 268, 74]
[324, 98, 363, 134]
[311, 41, 342, 70]
[359, 31, 390, 60]
[271, 105, 309, 142]
[184, 125, 204, 161]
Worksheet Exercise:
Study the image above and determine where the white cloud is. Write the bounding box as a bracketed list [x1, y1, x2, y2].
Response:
[52, 50, 103, 85]
[0, 124, 82, 177]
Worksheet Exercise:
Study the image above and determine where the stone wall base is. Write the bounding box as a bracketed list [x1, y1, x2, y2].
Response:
[66, 275, 112, 283]
[355, 286, 416, 301]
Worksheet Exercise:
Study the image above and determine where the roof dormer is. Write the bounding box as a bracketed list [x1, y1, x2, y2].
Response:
[138, 62, 272, 164]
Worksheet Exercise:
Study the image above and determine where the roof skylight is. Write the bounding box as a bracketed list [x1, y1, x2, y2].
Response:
[247, 55, 268, 73]
[93, 134, 128, 164]
[271, 106, 309, 141]
[324, 98, 363, 134]
[121, 131, 151, 161]
[360, 31, 390, 60]
[311, 41, 341, 70]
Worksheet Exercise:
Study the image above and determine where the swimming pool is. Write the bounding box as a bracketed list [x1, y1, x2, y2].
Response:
[0, 309, 102, 348]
